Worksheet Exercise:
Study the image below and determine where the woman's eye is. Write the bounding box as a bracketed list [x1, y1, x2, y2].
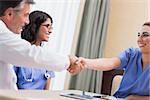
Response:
[143, 32, 149, 37]
[143, 34, 149, 37]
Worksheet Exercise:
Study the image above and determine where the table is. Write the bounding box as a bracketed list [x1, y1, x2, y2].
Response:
[0, 90, 117, 100]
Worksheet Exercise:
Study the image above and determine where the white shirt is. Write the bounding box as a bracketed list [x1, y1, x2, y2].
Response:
[0, 20, 70, 89]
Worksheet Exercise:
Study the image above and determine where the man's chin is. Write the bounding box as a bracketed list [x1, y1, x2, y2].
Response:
[13, 31, 21, 34]
[15, 31, 21, 34]
[16, 29, 22, 34]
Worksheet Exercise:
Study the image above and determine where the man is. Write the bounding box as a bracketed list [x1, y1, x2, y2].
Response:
[0, 0, 81, 89]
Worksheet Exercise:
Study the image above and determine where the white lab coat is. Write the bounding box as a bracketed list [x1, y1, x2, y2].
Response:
[0, 20, 70, 89]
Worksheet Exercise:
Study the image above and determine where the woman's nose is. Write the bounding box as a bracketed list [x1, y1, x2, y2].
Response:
[25, 17, 29, 25]
[137, 36, 143, 42]
[46, 30, 52, 35]
[49, 28, 52, 33]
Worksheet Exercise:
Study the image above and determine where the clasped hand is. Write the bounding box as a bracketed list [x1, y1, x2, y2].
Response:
[67, 56, 86, 75]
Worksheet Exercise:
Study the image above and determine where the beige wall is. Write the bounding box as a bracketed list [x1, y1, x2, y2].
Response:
[149, 0, 150, 20]
[104, 0, 149, 57]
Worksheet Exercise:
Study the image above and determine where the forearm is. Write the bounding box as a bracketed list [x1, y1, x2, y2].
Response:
[44, 79, 51, 90]
[126, 95, 150, 100]
[0, 37, 70, 71]
[85, 57, 121, 71]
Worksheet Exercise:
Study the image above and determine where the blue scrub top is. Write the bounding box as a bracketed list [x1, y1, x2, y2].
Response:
[14, 66, 55, 90]
[113, 48, 150, 98]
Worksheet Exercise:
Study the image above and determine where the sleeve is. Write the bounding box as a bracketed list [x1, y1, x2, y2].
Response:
[0, 25, 70, 71]
[117, 48, 136, 70]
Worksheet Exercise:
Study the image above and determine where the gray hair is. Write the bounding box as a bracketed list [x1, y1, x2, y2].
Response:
[14, 0, 35, 10]
[0, 0, 35, 16]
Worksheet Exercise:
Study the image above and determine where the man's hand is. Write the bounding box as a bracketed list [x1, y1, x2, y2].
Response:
[67, 55, 85, 75]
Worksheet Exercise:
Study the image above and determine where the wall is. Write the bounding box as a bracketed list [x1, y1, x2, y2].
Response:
[104, 0, 149, 57]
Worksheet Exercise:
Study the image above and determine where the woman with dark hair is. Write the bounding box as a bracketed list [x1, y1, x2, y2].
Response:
[14, 10, 55, 90]
[71, 22, 150, 100]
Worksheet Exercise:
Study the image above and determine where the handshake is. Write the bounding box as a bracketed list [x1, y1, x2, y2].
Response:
[67, 55, 86, 75]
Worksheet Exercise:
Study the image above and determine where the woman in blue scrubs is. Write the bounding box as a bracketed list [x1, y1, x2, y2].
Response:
[14, 10, 55, 90]
[71, 22, 150, 99]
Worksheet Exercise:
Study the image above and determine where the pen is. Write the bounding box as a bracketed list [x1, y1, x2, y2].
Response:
[82, 91, 85, 95]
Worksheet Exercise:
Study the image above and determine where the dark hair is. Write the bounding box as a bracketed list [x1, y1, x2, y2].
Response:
[21, 10, 53, 43]
[0, 0, 35, 16]
[143, 22, 150, 27]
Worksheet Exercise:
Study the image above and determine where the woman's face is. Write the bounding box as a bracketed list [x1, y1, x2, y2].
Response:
[37, 18, 52, 42]
[137, 25, 150, 54]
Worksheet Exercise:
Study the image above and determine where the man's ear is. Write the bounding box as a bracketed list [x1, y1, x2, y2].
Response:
[4, 8, 14, 19]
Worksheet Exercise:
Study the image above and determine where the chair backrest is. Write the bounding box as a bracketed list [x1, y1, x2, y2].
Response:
[111, 75, 123, 95]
